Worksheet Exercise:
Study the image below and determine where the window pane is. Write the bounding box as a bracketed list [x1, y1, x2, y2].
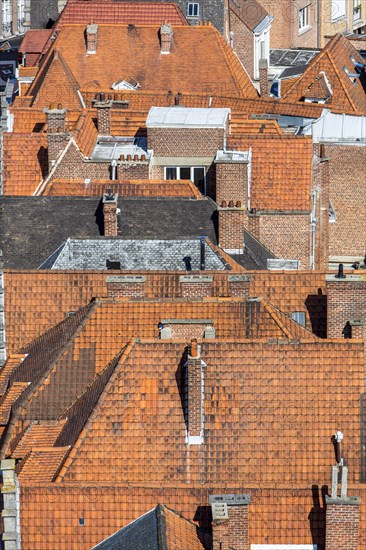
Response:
[165, 167, 177, 180]
[180, 167, 191, 180]
[193, 167, 205, 194]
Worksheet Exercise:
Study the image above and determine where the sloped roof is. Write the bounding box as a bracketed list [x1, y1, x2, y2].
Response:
[226, 134, 313, 211]
[27, 24, 257, 106]
[0, 197, 219, 269]
[11, 420, 67, 458]
[229, 0, 269, 31]
[2, 133, 47, 195]
[18, 30, 53, 54]
[282, 34, 366, 115]
[17, 446, 70, 482]
[42, 179, 203, 198]
[56, 1, 188, 27]
[92, 504, 210, 550]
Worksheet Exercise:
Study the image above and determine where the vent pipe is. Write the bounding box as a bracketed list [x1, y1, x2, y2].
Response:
[335, 263, 346, 279]
[200, 237, 206, 271]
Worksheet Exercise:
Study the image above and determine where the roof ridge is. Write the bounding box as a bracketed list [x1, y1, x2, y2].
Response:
[156, 504, 168, 550]
[55, 339, 136, 481]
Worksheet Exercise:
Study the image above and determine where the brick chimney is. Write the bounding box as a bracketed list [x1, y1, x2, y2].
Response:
[218, 201, 245, 254]
[258, 58, 269, 98]
[44, 104, 68, 171]
[160, 22, 173, 54]
[326, 274, 366, 338]
[186, 339, 204, 445]
[86, 22, 98, 54]
[103, 192, 118, 236]
[94, 93, 113, 136]
[209, 494, 251, 550]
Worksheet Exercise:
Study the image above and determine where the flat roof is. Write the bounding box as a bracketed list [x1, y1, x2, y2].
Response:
[146, 107, 231, 129]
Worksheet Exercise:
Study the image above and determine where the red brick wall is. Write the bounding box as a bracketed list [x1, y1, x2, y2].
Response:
[326, 278, 366, 338]
[181, 278, 213, 298]
[230, 11, 254, 80]
[325, 145, 366, 258]
[212, 506, 249, 550]
[106, 282, 145, 298]
[103, 202, 117, 237]
[254, 213, 311, 268]
[326, 501, 360, 550]
[313, 144, 330, 270]
[187, 354, 202, 437]
[48, 131, 68, 169]
[219, 207, 245, 252]
[165, 323, 210, 340]
[260, 0, 292, 48]
[147, 128, 225, 157]
[216, 162, 248, 205]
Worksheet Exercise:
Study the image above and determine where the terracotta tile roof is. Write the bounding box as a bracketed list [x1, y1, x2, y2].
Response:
[227, 134, 313, 210]
[17, 446, 70, 482]
[28, 24, 258, 108]
[0, 354, 27, 397]
[282, 34, 366, 115]
[29, 49, 83, 109]
[2, 133, 47, 195]
[53, 339, 363, 490]
[0, 382, 29, 424]
[230, 117, 282, 135]
[72, 110, 98, 157]
[42, 178, 203, 198]
[92, 504, 210, 549]
[19, 30, 53, 55]
[11, 420, 67, 458]
[229, 0, 269, 31]
[10, 107, 46, 132]
[18, 66, 39, 78]
[55, 1, 188, 27]
[3, 270, 327, 355]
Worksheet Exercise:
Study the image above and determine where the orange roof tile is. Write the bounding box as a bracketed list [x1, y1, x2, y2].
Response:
[17, 446, 70, 482]
[42, 178, 204, 198]
[0, 382, 29, 424]
[0, 354, 27, 397]
[282, 34, 366, 115]
[11, 420, 67, 458]
[229, 0, 269, 31]
[227, 134, 313, 210]
[72, 110, 98, 157]
[19, 30, 53, 54]
[28, 24, 258, 109]
[3, 133, 47, 195]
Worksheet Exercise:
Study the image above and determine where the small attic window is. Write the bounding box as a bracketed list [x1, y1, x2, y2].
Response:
[187, 3, 200, 17]
[78, 518, 85, 526]
[292, 311, 306, 327]
[343, 65, 360, 85]
[67, 311, 76, 317]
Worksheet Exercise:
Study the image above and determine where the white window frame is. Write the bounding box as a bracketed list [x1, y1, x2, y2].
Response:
[187, 3, 200, 17]
[291, 311, 306, 327]
[353, 0, 362, 21]
[164, 166, 206, 194]
[17, 0, 25, 33]
[331, 0, 347, 21]
[298, 5, 310, 32]
[2, 0, 13, 37]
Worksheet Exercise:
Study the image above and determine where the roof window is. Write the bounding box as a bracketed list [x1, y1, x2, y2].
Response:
[187, 3, 200, 17]
[291, 311, 306, 327]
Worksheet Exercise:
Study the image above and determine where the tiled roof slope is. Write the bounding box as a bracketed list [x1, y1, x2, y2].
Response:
[229, 0, 268, 31]
[72, 110, 98, 157]
[0, 197, 219, 268]
[27, 24, 257, 106]
[55, 339, 363, 489]
[17, 447, 70, 482]
[2, 133, 47, 195]
[282, 34, 366, 115]
[3, 270, 327, 355]
[92, 504, 210, 550]
[227, 134, 313, 210]
[42, 179, 203, 198]
[11, 420, 67, 458]
[56, 1, 188, 27]
[18, 30, 52, 55]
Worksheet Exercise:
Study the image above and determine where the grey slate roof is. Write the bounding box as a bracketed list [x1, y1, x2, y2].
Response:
[40, 238, 228, 270]
[0, 197, 218, 269]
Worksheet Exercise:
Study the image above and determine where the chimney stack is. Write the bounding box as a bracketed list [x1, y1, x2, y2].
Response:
[209, 494, 251, 550]
[86, 22, 98, 54]
[94, 93, 113, 136]
[186, 339, 204, 444]
[218, 200, 245, 254]
[44, 104, 68, 171]
[258, 58, 269, 98]
[103, 192, 118, 237]
[160, 22, 173, 54]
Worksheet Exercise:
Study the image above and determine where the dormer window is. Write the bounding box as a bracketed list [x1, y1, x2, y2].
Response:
[187, 3, 199, 17]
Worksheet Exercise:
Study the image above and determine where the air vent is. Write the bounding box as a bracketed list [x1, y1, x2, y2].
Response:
[211, 502, 228, 521]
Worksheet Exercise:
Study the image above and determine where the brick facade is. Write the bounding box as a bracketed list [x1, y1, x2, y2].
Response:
[212, 504, 250, 550]
[216, 162, 248, 205]
[95, 101, 112, 135]
[147, 128, 225, 157]
[230, 10, 254, 80]
[187, 341, 202, 439]
[47, 130, 69, 170]
[180, 276, 214, 298]
[219, 205, 245, 253]
[326, 276, 366, 339]
[106, 276, 146, 298]
[326, 498, 360, 550]
[325, 144, 366, 259]
[161, 322, 213, 340]
[103, 194, 118, 237]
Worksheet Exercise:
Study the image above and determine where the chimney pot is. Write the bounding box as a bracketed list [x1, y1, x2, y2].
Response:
[236, 200, 242, 208]
[119, 154, 125, 161]
[57, 103, 62, 110]
[57, 127, 63, 133]
[335, 263, 346, 279]
[49, 103, 55, 110]
[126, 154, 132, 161]
[133, 154, 139, 161]
[140, 154, 146, 161]
[221, 200, 227, 208]
[190, 339, 198, 358]
[228, 200, 234, 208]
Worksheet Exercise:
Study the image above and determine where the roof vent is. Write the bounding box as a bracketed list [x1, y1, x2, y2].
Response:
[211, 502, 228, 521]
[106, 260, 121, 270]
[335, 263, 346, 279]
